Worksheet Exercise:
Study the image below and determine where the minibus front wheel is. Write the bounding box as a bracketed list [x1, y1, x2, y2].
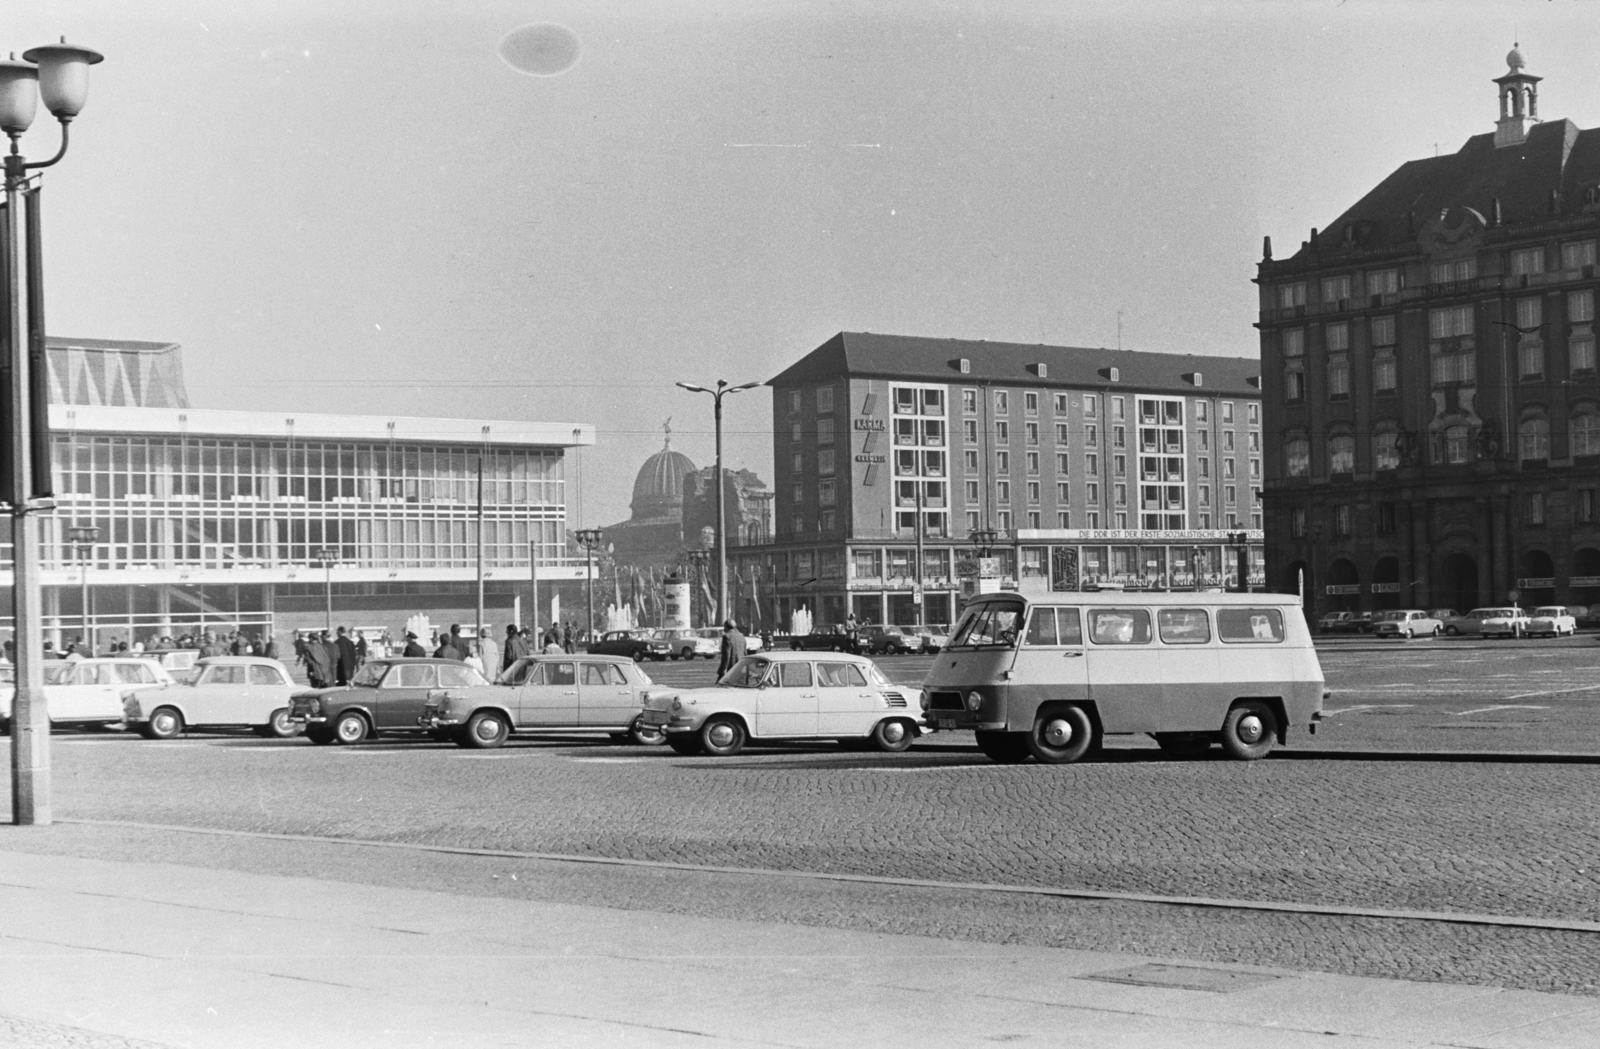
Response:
[1026, 704, 1096, 764]
[1220, 701, 1278, 760]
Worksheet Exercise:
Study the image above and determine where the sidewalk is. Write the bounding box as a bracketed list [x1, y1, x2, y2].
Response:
[0, 844, 1594, 1048]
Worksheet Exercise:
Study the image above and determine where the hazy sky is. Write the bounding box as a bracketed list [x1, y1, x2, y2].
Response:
[10, 0, 1600, 527]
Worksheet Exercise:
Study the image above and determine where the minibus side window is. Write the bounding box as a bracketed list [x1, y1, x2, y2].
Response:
[1158, 609, 1211, 644]
[1217, 608, 1285, 643]
[1057, 608, 1082, 643]
[1025, 608, 1058, 646]
[1089, 609, 1152, 645]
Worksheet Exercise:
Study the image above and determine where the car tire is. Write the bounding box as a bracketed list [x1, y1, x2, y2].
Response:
[630, 648, 646, 661]
[1026, 705, 1096, 764]
[332, 711, 369, 745]
[1220, 701, 1277, 761]
[1404, 628, 1414, 639]
[698, 715, 746, 757]
[142, 706, 184, 741]
[462, 710, 509, 749]
[628, 714, 666, 746]
[974, 730, 1030, 764]
[1432, 626, 1441, 636]
[666, 733, 703, 755]
[870, 718, 914, 753]
[262, 708, 300, 738]
[1444, 626, 1459, 635]
[1154, 732, 1212, 759]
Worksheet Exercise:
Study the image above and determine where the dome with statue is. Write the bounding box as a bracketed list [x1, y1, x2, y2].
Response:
[630, 423, 697, 520]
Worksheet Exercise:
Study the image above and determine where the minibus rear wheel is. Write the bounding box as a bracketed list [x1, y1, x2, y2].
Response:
[1026, 705, 1095, 764]
[975, 730, 1029, 763]
[1220, 701, 1277, 760]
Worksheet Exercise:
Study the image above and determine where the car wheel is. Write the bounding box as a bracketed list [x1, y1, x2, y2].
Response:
[462, 710, 509, 749]
[1154, 732, 1212, 759]
[1432, 627, 1441, 636]
[666, 733, 703, 755]
[1220, 701, 1277, 761]
[628, 714, 666, 746]
[698, 715, 746, 757]
[1404, 628, 1414, 639]
[1444, 626, 1459, 635]
[631, 648, 646, 661]
[870, 718, 914, 753]
[332, 711, 369, 745]
[143, 706, 184, 741]
[791, 642, 803, 651]
[974, 730, 1030, 764]
[1026, 705, 1096, 764]
[263, 708, 301, 739]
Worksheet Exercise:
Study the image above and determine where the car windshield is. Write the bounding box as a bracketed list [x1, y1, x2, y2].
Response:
[1535, 607, 1564, 616]
[718, 657, 771, 688]
[350, 662, 388, 687]
[949, 603, 1023, 649]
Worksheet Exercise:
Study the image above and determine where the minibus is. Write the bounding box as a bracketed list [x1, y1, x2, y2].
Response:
[921, 590, 1327, 763]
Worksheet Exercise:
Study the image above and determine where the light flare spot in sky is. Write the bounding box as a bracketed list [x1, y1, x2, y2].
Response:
[498, 23, 581, 77]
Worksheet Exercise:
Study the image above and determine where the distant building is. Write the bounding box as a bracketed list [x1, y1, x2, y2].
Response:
[732, 332, 1264, 630]
[1258, 46, 1600, 616]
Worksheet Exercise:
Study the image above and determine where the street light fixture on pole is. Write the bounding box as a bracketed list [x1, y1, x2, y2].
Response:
[65, 524, 98, 653]
[574, 528, 604, 643]
[676, 379, 760, 625]
[1, 37, 104, 826]
[314, 547, 337, 634]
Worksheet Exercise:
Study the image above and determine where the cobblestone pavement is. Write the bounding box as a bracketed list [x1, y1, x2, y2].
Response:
[13, 641, 1600, 996]
[0, 1012, 172, 1049]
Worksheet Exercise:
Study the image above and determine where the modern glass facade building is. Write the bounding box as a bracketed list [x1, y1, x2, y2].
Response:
[6, 339, 593, 646]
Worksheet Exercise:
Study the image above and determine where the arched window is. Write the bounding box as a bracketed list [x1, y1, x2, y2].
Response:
[1284, 436, 1309, 478]
[1573, 412, 1600, 458]
[1328, 434, 1355, 475]
[1372, 427, 1401, 471]
[1519, 417, 1550, 462]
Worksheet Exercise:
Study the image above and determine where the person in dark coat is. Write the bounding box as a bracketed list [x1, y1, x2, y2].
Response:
[717, 619, 747, 678]
[334, 626, 358, 686]
[262, 634, 279, 660]
[561, 623, 574, 654]
[402, 631, 426, 658]
[321, 631, 340, 682]
[303, 633, 333, 688]
[433, 633, 460, 660]
[503, 624, 530, 671]
[448, 624, 470, 662]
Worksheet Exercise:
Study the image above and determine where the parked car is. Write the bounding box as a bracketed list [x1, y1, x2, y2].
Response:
[147, 649, 200, 674]
[0, 657, 173, 730]
[1372, 609, 1443, 639]
[786, 625, 863, 653]
[1526, 606, 1578, 638]
[915, 627, 949, 653]
[289, 658, 490, 744]
[744, 632, 766, 654]
[1429, 609, 1459, 623]
[124, 656, 301, 739]
[859, 625, 916, 655]
[657, 628, 718, 661]
[641, 651, 921, 756]
[420, 654, 667, 748]
[1443, 607, 1530, 638]
[586, 629, 672, 662]
[1318, 611, 1356, 633]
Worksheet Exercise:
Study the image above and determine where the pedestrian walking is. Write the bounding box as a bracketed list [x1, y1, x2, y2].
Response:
[334, 626, 358, 686]
[717, 618, 747, 678]
[304, 633, 333, 688]
[447, 624, 470, 662]
[263, 634, 280, 661]
[562, 622, 574, 654]
[503, 623, 530, 671]
[433, 632, 460, 660]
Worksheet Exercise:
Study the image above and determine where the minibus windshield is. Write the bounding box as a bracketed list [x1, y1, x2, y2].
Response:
[948, 603, 1023, 649]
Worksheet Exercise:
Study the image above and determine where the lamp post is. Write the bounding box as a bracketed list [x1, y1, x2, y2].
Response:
[313, 547, 337, 634]
[575, 528, 604, 642]
[65, 524, 98, 653]
[685, 547, 710, 627]
[676, 379, 760, 624]
[1, 37, 103, 826]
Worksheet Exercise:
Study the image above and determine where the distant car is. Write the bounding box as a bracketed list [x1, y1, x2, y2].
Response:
[787, 625, 863, 653]
[1318, 611, 1356, 633]
[290, 657, 491, 744]
[1429, 609, 1459, 623]
[744, 632, 766, 654]
[1526, 606, 1578, 638]
[640, 651, 921, 756]
[1444, 607, 1530, 638]
[1372, 609, 1443, 639]
[124, 656, 301, 739]
[147, 649, 200, 674]
[0, 657, 172, 730]
[420, 653, 667, 748]
[859, 625, 916, 655]
[586, 629, 673, 662]
[913, 627, 949, 653]
[658, 628, 718, 661]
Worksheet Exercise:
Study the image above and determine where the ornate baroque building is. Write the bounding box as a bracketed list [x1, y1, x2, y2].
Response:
[1259, 47, 1600, 615]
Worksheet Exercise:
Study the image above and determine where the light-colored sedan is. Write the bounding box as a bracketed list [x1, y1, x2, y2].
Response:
[1372, 610, 1443, 639]
[420, 654, 667, 748]
[640, 651, 922, 757]
[0, 657, 173, 729]
[125, 656, 301, 739]
[659, 628, 718, 660]
[1526, 606, 1578, 638]
[1443, 607, 1530, 638]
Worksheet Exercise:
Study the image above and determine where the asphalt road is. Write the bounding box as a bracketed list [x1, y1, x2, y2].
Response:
[4, 637, 1597, 998]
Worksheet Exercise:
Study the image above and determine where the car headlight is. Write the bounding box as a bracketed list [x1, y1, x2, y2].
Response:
[919, 691, 930, 711]
[965, 691, 984, 712]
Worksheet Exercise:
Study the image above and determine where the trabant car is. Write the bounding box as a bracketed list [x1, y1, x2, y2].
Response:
[1526, 606, 1578, 638]
[124, 656, 300, 739]
[920, 592, 1327, 764]
[1372, 610, 1443, 639]
[1443, 607, 1529, 638]
[0, 657, 172, 730]
[586, 629, 672, 662]
[660, 628, 718, 661]
[289, 658, 489, 744]
[419, 654, 667, 748]
[641, 651, 920, 757]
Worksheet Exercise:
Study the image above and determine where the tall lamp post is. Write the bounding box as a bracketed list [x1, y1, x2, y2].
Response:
[1, 37, 104, 826]
[676, 379, 760, 624]
[313, 547, 337, 634]
[685, 547, 710, 627]
[65, 524, 98, 653]
[574, 528, 604, 642]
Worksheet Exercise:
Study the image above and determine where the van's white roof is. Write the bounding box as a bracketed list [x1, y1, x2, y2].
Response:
[970, 591, 1303, 606]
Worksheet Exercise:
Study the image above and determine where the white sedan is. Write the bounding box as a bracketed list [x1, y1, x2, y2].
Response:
[1526, 606, 1578, 638]
[125, 656, 301, 739]
[641, 651, 922, 756]
[0, 657, 173, 729]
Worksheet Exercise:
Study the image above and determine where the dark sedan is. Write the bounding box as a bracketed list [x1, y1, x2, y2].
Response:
[786, 626, 864, 653]
[585, 629, 673, 662]
[288, 658, 490, 745]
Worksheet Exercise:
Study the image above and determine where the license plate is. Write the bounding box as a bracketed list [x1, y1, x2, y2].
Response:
[935, 718, 958, 730]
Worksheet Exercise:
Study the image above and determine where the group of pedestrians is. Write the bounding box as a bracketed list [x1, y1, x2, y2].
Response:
[294, 627, 367, 689]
